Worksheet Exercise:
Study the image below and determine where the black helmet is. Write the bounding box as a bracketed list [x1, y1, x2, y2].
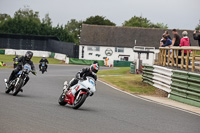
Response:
[25, 51, 33, 60]
[90, 64, 99, 73]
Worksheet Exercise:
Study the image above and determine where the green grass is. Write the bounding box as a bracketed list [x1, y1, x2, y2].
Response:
[98, 67, 130, 75]
[0, 55, 64, 64]
[196, 51, 200, 55]
[98, 67, 156, 94]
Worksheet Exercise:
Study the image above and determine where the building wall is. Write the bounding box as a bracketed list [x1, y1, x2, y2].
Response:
[79, 45, 159, 66]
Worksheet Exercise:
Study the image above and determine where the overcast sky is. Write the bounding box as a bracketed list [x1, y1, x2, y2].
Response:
[0, 0, 200, 30]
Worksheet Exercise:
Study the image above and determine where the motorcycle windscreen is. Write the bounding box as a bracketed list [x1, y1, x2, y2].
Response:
[24, 64, 31, 72]
[87, 77, 96, 92]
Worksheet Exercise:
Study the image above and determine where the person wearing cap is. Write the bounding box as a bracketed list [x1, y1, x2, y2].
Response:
[193, 30, 200, 46]
[39, 55, 49, 71]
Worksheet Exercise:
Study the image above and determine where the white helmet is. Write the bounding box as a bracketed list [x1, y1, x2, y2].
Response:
[42, 55, 45, 58]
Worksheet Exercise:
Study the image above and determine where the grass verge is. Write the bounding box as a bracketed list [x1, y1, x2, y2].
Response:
[98, 67, 157, 95]
[98, 67, 130, 75]
[0, 55, 64, 65]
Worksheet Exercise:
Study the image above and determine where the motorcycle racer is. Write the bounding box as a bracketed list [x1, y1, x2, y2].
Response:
[5, 51, 36, 88]
[39, 55, 49, 71]
[65, 64, 99, 92]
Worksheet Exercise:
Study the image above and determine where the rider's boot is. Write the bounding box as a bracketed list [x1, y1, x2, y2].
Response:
[4, 79, 9, 88]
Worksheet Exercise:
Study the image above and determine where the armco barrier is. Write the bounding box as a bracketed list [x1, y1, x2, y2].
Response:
[143, 65, 172, 93]
[0, 49, 5, 54]
[142, 65, 200, 107]
[169, 70, 200, 107]
[114, 60, 133, 67]
[54, 53, 66, 61]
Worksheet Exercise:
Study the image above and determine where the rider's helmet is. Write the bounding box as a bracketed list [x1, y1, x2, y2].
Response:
[25, 51, 33, 60]
[42, 55, 45, 59]
[90, 64, 99, 73]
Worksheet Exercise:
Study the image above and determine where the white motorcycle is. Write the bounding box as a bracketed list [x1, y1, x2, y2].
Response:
[58, 77, 96, 109]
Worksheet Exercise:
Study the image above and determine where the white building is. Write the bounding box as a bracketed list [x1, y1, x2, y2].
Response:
[79, 24, 161, 66]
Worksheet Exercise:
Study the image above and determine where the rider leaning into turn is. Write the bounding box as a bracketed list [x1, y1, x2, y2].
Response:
[39, 55, 49, 71]
[65, 64, 99, 91]
[6, 51, 36, 87]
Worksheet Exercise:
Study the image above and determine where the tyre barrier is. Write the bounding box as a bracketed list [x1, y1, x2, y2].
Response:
[142, 65, 200, 107]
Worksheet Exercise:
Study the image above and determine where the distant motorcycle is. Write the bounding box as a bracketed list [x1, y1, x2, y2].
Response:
[4, 64, 33, 96]
[41, 62, 47, 74]
[58, 77, 96, 109]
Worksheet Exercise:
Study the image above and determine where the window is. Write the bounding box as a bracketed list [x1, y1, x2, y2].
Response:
[115, 47, 124, 53]
[87, 46, 100, 51]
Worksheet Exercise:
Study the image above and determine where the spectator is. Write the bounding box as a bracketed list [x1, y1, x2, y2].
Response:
[172, 29, 181, 46]
[193, 30, 200, 46]
[179, 31, 191, 64]
[172, 29, 181, 63]
[161, 36, 172, 47]
[160, 35, 165, 47]
[164, 30, 172, 40]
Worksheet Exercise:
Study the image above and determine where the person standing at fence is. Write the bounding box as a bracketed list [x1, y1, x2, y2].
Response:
[172, 29, 181, 63]
[179, 31, 191, 65]
[193, 30, 200, 46]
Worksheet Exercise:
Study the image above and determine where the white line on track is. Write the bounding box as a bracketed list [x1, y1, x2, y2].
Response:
[98, 79, 200, 117]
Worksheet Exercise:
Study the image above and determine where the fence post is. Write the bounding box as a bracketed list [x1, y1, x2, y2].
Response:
[181, 50, 184, 69]
[167, 49, 170, 66]
[192, 50, 196, 72]
[186, 50, 189, 70]
[160, 49, 163, 66]
[176, 49, 178, 67]
[172, 49, 174, 66]
[163, 49, 166, 66]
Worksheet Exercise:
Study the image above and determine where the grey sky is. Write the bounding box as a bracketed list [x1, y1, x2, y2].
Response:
[0, 0, 200, 30]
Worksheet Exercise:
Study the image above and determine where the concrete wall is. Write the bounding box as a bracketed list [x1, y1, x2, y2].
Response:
[5, 49, 51, 57]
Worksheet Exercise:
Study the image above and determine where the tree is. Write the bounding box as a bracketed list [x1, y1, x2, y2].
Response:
[65, 19, 82, 44]
[123, 16, 168, 29]
[195, 21, 200, 30]
[0, 7, 75, 43]
[83, 15, 116, 26]
[0, 13, 11, 23]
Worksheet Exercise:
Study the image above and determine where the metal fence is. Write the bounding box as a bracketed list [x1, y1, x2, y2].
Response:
[0, 33, 78, 58]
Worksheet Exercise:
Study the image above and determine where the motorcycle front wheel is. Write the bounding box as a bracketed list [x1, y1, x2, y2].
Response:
[58, 92, 67, 106]
[13, 78, 23, 96]
[73, 93, 87, 109]
[5, 85, 14, 94]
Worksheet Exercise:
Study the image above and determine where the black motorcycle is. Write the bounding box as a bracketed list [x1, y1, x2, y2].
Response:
[5, 64, 33, 96]
[41, 62, 47, 74]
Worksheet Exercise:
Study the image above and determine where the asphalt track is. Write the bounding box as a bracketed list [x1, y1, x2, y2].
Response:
[0, 65, 200, 133]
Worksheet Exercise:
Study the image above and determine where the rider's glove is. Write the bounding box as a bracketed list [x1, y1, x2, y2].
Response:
[76, 73, 81, 79]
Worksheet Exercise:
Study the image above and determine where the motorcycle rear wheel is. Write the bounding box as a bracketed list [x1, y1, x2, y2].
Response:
[58, 92, 67, 106]
[73, 93, 87, 109]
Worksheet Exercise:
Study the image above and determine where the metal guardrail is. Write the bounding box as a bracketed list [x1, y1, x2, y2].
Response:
[159, 46, 200, 72]
[142, 65, 200, 107]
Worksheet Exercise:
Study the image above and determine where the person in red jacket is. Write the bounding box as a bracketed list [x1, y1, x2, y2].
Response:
[179, 31, 191, 64]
